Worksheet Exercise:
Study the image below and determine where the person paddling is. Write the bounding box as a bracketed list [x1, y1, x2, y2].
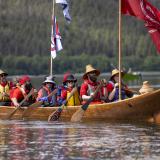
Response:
[58, 73, 81, 106]
[0, 70, 13, 106]
[107, 69, 133, 102]
[37, 76, 57, 107]
[10, 75, 36, 107]
[80, 64, 102, 104]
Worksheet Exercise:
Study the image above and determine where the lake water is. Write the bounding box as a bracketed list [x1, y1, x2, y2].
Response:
[0, 120, 160, 160]
[3, 72, 160, 159]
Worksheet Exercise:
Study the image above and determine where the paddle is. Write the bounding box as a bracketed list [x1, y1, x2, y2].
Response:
[21, 88, 58, 118]
[71, 84, 102, 122]
[48, 87, 77, 122]
[7, 88, 34, 119]
[124, 88, 139, 94]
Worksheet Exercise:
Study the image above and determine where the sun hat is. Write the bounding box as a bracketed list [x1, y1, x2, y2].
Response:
[110, 69, 124, 80]
[43, 76, 56, 84]
[139, 81, 154, 94]
[46, 75, 55, 81]
[0, 69, 8, 76]
[83, 64, 100, 79]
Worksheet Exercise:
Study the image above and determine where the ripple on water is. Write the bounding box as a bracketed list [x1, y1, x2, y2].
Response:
[0, 120, 160, 159]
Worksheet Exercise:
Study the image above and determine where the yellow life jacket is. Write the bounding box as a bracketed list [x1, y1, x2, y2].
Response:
[66, 90, 81, 106]
[0, 82, 11, 102]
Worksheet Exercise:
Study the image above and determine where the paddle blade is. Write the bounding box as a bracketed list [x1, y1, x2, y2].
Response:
[70, 108, 85, 122]
[48, 108, 62, 122]
[71, 97, 94, 122]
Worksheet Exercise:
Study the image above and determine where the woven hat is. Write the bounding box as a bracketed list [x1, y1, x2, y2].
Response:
[139, 81, 154, 94]
[0, 69, 8, 76]
[83, 64, 100, 79]
[43, 76, 56, 84]
[110, 69, 124, 80]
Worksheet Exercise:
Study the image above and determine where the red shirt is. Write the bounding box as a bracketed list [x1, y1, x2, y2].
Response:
[80, 79, 102, 104]
[10, 88, 24, 102]
[106, 82, 114, 93]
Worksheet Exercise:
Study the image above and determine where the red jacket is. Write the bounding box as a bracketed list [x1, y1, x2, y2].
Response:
[80, 79, 102, 104]
[10, 87, 24, 102]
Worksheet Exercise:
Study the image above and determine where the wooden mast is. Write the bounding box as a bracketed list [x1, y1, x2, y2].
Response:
[118, 0, 122, 100]
[50, 0, 55, 77]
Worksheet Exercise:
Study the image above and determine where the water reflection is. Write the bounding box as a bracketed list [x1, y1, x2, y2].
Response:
[0, 121, 160, 159]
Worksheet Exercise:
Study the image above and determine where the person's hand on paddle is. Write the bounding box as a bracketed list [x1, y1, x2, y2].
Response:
[101, 79, 107, 86]
[39, 97, 48, 102]
[14, 102, 20, 107]
[90, 92, 94, 97]
[115, 83, 119, 88]
[2, 92, 9, 97]
[11, 98, 20, 107]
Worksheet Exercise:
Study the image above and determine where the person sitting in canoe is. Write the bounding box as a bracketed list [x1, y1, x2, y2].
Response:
[36, 76, 58, 107]
[58, 73, 81, 106]
[107, 69, 134, 102]
[23, 75, 38, 104]
[80, 64, 103, 104]
[0, 69, 13, 106]
[100, 78, 109, 103]
[10, 75, 36, 107]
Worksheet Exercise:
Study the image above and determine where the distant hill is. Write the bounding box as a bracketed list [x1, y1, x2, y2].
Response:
[0, 0, 160, 75]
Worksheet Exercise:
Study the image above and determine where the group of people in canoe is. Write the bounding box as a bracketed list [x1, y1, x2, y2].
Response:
[0, 64, 154, 107]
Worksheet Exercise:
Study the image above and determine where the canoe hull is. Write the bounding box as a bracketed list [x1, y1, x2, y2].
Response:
[0, 89, 160, 122]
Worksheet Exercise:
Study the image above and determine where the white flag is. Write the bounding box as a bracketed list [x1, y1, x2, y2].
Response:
[51, 16, 63, 59]
[56, 0, 71, 23]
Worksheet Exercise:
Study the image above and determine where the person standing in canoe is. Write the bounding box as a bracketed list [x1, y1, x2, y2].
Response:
[58, 73, 81, 106]
[107, 69, 133, 102]
[37, 76, 58, 107]
[10, 76, 36, 107]
[0, 69, 13, 106]
[80, 64, 103, 104]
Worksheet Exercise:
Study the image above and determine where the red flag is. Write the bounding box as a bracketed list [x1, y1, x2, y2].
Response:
[146, 24, 160, 53]
[121, 0, 145, 20]
[121, 0, 160, 54]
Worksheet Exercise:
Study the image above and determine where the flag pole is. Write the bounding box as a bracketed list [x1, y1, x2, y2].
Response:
[50, 0, 55, 77]
[118, 0, 122, 100]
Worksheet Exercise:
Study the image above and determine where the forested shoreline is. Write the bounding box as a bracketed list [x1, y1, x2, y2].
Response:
[0, 0, 160, 75]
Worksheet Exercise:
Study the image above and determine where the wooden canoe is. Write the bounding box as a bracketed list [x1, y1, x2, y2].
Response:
[0, 89, 160, 123]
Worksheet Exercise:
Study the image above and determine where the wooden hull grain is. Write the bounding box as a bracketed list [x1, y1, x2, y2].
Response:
[0, 89, 160, 122]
